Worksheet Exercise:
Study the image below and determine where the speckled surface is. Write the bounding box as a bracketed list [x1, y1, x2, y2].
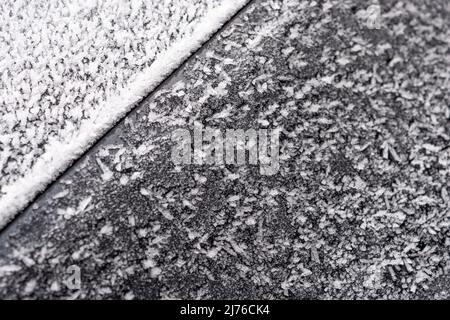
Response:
[0, 0, 449, 299]
[0, 0, 223, 189]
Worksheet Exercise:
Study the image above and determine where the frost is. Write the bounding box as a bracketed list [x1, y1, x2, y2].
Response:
[100, 224, 113, 236]
[0, 265, 21, 277]
[57, 207, 77, 219]
[228, 195, 240, 202]
[0, 0, 250, 228]
[96, 158, 114, 181]
[53, 189, 69, 199]
[245, 217, 257, 226]
[150, 267, 162, 278]
[159, 208, 174, 221]
[206, 247, 221, 259]
[142, 259, 155, 269]
[124, 292, 135, 300]
[24, 279, 37, 294]
[77, 196, 92, 213]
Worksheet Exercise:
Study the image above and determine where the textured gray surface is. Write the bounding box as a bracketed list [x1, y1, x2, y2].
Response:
[0, 0, 449, 299]
[0, 0, 224, 189]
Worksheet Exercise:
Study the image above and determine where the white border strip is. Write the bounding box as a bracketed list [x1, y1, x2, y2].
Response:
[0, 0, 250, 228]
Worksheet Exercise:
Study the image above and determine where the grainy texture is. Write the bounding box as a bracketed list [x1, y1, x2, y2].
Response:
[0, 0, 223, 201]
[0, 0, 449, 299]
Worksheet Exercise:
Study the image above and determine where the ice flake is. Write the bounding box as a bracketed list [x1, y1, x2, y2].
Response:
[159, 208, 174, 221]
[96, 158, 114, 181]
[100, 224, 113, 236]
[77, 196, 92, 213]
[150, 267, 162, 278]
[0, 265, 22, 277]
[206, 247, 221, 259]
[0, 0, 249, 228]
[53, 189, 69, 199]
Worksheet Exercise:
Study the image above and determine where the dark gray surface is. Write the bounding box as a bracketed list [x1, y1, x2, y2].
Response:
[0, 0, 449, 299]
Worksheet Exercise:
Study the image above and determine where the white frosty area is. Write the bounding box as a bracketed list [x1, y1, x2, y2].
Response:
[0, 0, 248, 227]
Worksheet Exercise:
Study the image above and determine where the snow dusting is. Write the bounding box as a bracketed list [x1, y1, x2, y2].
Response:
[0, 0, 249, 227]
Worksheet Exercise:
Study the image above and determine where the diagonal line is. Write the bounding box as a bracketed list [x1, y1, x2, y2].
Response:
[0, 0, 256, 236]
